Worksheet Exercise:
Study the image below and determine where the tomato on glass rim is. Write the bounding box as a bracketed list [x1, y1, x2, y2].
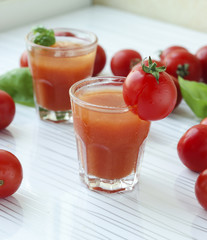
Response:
[177, 124, 207, 172]
[111, 49, 142, 77]
[0, 150, 23, 198]
[123, 57, 177, 121]
[195, 169, 207, 210]
[163, 49, 202, 82]
[131, 58, 182, 110]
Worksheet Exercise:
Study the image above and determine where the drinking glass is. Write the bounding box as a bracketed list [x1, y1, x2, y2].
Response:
[26, 28, 97, 122]
[70, 76, 151, 193]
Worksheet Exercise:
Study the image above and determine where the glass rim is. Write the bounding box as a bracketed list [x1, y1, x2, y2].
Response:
[69, 76, 130, 113]
[25, 27, 98, 51]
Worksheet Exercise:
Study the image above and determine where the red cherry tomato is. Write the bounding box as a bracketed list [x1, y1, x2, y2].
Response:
[55, 31, 75, 37]
[163, 50, 202, 82]
[0, 150, 23, 198]
[177, 124, 207, 172]
[170, 75, 182, 109]
[20, 51, 28, 67]
[111, 49, 142, 77]
[123, 59, 177, 121]
[160, 45, 188, 61]
[195, 169, 207, 210]
[136, 60, 182, 109]
[127, 58, 182, 111]
[0, 90, 15, 130]
[196, 45, 207, 83]
[200, 117, 207, 125]
[92, 45, 106, 76]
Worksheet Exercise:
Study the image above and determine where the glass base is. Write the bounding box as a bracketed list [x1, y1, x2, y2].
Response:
[37, 105, 73, 123]
[79, 171, 139, 193]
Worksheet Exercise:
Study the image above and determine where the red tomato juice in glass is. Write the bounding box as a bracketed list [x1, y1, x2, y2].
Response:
[70, 77, 151, 192]
[29, 42, 96, 111]
[26, 28, 97, 122]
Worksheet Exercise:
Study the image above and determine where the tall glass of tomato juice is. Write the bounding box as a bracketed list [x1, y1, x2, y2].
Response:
[69, 76, 151, 193]
[26, 28, 97, 122]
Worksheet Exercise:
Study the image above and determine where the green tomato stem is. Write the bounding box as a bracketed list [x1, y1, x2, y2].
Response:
[141, 56, 166, 83]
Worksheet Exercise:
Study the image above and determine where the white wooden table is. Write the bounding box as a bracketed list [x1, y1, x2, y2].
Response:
[0, 5, 207, 240]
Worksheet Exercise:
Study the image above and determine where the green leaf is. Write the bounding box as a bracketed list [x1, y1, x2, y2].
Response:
[33, 26, 56, 46]
[34, 34, 55, 46]
[32, 26, 47, 34]
[178, 76, 207, 118]
[0, 68, 35, 107]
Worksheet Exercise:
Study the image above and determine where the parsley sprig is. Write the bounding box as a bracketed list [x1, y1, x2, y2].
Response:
[32, 26, 56, 46]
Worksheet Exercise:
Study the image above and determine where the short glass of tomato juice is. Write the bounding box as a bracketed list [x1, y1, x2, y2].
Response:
[69, 76, 151, 193]
[26, 28, 97, 122]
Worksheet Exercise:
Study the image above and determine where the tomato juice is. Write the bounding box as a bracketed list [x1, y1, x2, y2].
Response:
[29, 42, 96, 111]
[26, 28, 97, 122]
[70, 77, 150, 192]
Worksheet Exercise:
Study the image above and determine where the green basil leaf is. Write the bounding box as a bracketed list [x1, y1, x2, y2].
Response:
[178, 76, 207, 118]
[0, 68, 35, 107]
[32, 26, 47, 34]
[33, 26, 56, 46]
[34, 34, 55, 46]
